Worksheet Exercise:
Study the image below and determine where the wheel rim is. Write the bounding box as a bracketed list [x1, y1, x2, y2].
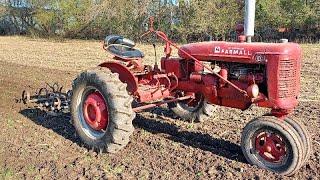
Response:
[83, 91, 109, 131]
[77, 86, 108, 139]
[254, 130, 288, 164]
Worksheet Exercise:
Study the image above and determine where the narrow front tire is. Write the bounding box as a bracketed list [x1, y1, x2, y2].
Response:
[241, 116, 304, 175]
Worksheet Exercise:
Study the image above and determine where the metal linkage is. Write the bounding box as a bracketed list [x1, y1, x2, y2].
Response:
[21, 83, 72, 114]
[141, 17, 249, 97]
[132, 95, 193, 112]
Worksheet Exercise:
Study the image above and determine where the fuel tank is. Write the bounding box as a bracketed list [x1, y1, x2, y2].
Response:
[178, 41, 301, 64]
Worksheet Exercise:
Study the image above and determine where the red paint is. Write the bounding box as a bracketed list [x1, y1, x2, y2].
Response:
[83, 91, 108, 131]
[100, 18, 301, 117]
[219, 69, 228, 86]
[255, 132, 287, 163]
[190, 73, 202, 83]
[99, 61, 138, 94]
[178, 41, 301, 64]
[238, 35, 246, 43]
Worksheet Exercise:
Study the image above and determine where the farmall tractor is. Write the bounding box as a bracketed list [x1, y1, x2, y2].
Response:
[22, 0, 311, 176]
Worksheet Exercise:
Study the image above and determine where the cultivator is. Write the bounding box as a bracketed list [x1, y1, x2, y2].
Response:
[21, 83, 71, 114]
[20, 0, 311, 176]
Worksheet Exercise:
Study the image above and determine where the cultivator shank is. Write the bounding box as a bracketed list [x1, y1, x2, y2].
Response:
[21, 83, 71, 114]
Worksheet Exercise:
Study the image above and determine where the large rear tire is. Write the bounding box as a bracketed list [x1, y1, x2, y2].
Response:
[71, 67, 135, 153]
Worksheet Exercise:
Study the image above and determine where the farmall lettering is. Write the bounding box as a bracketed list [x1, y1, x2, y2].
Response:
[214, 46, 252, 56]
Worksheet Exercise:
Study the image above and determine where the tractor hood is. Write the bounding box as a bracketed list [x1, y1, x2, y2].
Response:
[178, 41, 301, 64]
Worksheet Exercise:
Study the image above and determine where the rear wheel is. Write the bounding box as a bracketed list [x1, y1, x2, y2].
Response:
[241, 116, 304, 175]
[168, 92, 216, 122]
[71, 67, 135, 153]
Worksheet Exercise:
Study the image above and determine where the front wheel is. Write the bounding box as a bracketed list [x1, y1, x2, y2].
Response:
[284, 117, 312, 164]
[71, 67, 135, 153]
[241, 116, 304, 175]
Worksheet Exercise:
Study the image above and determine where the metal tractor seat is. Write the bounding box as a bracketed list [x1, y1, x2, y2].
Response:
[104, 35, 144, 59]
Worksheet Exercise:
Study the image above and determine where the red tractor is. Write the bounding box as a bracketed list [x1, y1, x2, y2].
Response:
[69, 1, 311, 176]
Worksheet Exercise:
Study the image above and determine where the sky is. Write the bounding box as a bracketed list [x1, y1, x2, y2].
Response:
[0, 0, 28, 7]
[168, 0, 178, 5]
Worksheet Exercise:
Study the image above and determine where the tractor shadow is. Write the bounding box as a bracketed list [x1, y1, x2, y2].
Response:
[19, 108, 81, 146]
[20, 107, 246, 163]
[135, 107, 246, 163]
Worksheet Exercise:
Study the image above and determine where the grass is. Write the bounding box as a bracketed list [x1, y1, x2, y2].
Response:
[140, 129, 149, 137]
[0, 168, 15, 180]
[186, 123, 194, 129]
[103, 164, 125, 176]
[0, 36, 174, 72]
[196, 171, 204, 177]
[101, 156, 125, 177]
[6, 118, 14, 128]
[112, 165, 125, 175]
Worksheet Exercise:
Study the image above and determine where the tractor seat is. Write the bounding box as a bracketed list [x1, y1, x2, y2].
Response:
[104, 35, 144, 59]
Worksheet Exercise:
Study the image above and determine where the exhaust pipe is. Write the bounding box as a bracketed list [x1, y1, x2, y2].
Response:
[244, 0, 256, 43]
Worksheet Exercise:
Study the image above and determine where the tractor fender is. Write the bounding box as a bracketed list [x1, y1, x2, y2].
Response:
[99, 61, 138, 94]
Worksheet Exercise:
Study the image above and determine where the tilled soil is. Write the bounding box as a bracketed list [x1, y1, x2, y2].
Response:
[0, 38, 319, 179]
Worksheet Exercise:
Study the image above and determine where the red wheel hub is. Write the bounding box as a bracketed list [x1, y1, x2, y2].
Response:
[83, 91, 108, 131]
[255, 132, 287, 163]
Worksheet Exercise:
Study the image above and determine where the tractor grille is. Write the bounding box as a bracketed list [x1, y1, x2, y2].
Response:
[278, 59, 298, 98]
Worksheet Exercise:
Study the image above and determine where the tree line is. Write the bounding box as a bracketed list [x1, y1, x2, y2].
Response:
[0, 0, 319, 42]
